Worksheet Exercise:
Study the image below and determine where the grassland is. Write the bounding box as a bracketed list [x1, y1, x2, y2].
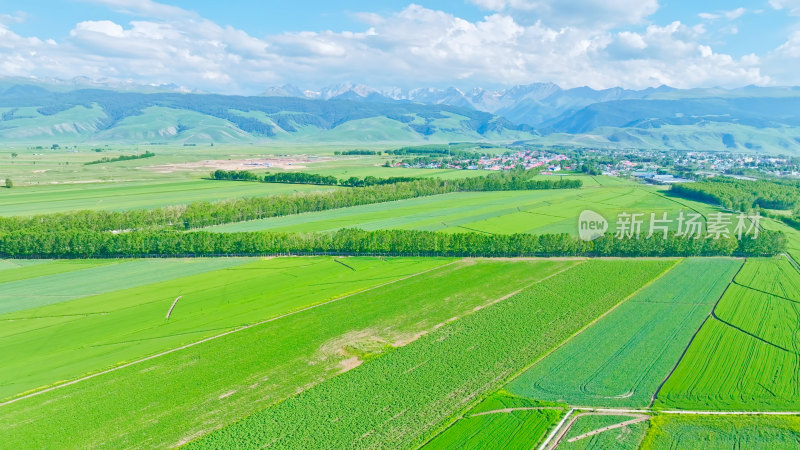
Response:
[192, 260, 671, 449]
[0, 258, 573, 448]
[207, 184, 719, 236]
[656, 257, 800, 411]
[504, 258, 741, 408]
[561, 414, 650, 449]
[640, 415, 800, 449]
[0, 257, 446, 400]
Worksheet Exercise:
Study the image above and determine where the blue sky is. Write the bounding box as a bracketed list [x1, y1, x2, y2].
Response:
[1, 0, 799, 92]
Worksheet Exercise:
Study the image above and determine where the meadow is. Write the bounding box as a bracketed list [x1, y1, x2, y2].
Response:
[0, 258, 572, 448]
[193, 260, 671, 449]
[640, 415, 800, 449]
[0, 256, 446, 400]
[504, 258, 741, 408]
[656, 257, 800, 411]
[207, 183, 719, 236]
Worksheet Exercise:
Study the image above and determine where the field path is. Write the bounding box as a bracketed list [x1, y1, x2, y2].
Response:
[538, 408, 575, 450]
[468, 407, 563, 417]
[0, 259, 459, 408]
[566, 414, 649, 443]
[570, 407, 800, 416]
[542, 406, 800, 450]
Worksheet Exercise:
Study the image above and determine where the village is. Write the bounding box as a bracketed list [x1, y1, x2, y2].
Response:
[391, 146, 800, 182]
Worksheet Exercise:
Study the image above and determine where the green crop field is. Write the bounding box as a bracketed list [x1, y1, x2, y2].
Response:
[0, 258, 574, 448]
[192, 259, 671, 449]
[207, 184, 719, 236]
[424, 408, 564, 449]
[0, 179, 338, 216]
[1, 256, 446, 401]
[423, 391, 565, 449]
[640, 415, 800, 449]
[504, 258, 741, 408]
[561, 414, 650, 449]
[656, 258, 800, 411]
[0, 258, 254, 315]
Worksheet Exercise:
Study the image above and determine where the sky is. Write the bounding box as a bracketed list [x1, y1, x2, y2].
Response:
[1, 0, 800, 94]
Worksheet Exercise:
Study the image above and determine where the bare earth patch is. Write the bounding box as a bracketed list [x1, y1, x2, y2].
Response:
[217, 390, 237, 400]
[143, 156, 332, 174]
[338, 357, 363, 373]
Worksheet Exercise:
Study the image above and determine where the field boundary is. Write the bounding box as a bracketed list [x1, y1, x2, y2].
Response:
[650, 258, 745, 406]
[538, 408, 575, 450]
[419, 258, 681, 449]
[0, 259, 460, 408]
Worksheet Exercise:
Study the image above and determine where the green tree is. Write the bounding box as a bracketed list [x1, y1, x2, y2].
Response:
[5, 179, 12, 188]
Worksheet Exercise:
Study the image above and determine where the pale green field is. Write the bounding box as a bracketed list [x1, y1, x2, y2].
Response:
[1, 256, 446, 400]
[0, 145, 505, 215]
[0, 258, 251, 314]
[0, 259, 565, 448]
[505, 258, 741, 408]
[561, 414, 650, 450]
[641, 415, 800, 449]
[0, 179, 336, 216]
[207, 184, 719, 236]
[656, 258, 800, 411]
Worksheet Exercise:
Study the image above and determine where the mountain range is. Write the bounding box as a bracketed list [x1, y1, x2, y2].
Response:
[3, 78, 800, 153]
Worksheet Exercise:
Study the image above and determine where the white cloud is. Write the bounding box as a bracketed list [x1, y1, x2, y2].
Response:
[769, 0, 800, 15]
[469, 0, 659, 27]
[698, 13, 720, 20]
[79, 0, 194, 19]
[0, 2, 775, 93]
[699, 7, 746, 21]
[725, 7, 747, 19]
[0, 11, 27, 25]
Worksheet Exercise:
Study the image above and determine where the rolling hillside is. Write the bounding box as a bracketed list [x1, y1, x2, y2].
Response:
[0, 86, 534, 144]
[3, 82, 800, 152]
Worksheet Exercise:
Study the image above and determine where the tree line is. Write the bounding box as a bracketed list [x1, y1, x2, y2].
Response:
[0, 228, 784, 259]
[0, 170, 581, 233]
[671, 177, 800, 212]
[211, 170, 421, 187]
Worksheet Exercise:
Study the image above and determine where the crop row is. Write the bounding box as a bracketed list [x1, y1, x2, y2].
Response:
[192, 260, 671, 448]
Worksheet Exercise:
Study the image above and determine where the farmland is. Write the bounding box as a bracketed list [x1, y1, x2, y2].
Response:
[0, 258, 577, 448]
[0, 179, 338, 216]
[655, 257, 800, 411]
[561, 414, 650, 449]
[2, 146, 799, 449]
[207, 184, 719, 236]
[424, 392, 566, 449]
[192, 260, 671, 448]
[505, 258, 741, 408]
[424, 408, 565, 449]
[640, 415, 800, 449]
[0, 256, 448, 400]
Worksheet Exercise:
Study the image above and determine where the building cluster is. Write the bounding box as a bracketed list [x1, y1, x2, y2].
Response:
[396, 150, 570, 171]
